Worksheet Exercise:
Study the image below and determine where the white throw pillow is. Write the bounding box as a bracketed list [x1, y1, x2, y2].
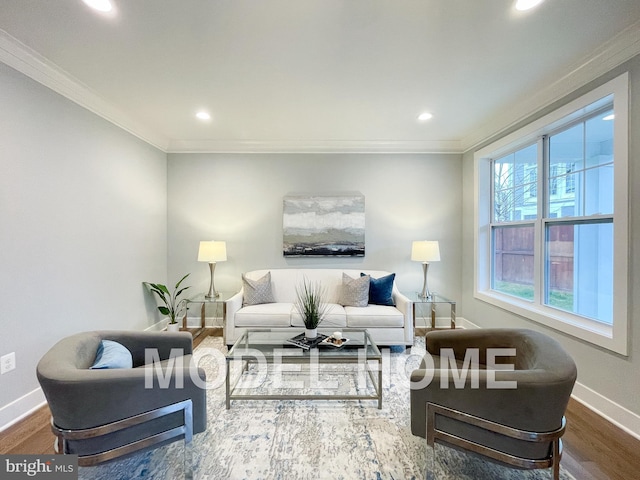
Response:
[242, 271, 276, 306]
[339, 273, 370, 307]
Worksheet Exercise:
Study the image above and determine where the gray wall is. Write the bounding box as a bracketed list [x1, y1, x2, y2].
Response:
[0, 63, 168, 426]
[461, 56, 640, 417]
[167, 153, 463, 307]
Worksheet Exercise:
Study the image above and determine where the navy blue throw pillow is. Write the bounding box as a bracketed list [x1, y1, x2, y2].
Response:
[361, 272, 396, 306]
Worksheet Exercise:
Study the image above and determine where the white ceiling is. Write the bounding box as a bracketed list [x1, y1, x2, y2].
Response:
[0, 0, 639, 153]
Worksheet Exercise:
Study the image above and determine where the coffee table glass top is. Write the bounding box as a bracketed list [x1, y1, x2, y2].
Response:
[227, 328, 381, 360]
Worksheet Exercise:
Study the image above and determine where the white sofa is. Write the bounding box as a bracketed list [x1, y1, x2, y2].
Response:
[225, 269, 413, 347]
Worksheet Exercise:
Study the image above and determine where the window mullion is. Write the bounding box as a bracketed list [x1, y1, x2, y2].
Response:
[533, 136, 545, 305]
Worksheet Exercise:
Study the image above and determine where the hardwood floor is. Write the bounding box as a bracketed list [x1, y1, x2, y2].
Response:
[3, 330, 639, 479]
[562, 398, 640, 480]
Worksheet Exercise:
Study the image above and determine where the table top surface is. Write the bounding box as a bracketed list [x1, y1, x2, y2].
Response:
[406, 292, 455, 304]
[187, 291, 237, 303]
[227, 328, 381, 359]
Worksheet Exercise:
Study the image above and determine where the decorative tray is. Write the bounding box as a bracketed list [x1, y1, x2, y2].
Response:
[320, 336, 350, 348]
[286, 333, 328, 350]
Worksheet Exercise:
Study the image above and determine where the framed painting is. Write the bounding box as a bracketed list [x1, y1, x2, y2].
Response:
[283, 193, 365, 257]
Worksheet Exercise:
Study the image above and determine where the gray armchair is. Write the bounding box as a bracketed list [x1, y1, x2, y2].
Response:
[37, 331, 207, 465]
[410, 328, 577, 479]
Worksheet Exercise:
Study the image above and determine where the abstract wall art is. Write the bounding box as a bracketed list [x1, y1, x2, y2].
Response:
[283, 193, 365, 257]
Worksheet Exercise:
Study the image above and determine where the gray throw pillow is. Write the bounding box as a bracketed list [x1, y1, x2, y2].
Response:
[339, 273, 370, 307]
[242, 272, 276, 306]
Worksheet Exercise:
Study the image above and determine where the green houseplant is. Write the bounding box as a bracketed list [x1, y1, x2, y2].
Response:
[144, 274, 191, 331]
[294, 278, 329, 339]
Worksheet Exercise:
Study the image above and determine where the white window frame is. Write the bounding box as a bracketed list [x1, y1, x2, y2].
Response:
[474, 73, 629, 355]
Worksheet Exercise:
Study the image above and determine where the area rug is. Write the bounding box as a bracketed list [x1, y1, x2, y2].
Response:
[78, 336, 575, 480]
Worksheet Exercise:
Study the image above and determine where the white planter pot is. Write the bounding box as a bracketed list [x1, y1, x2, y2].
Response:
[167, 323, 181, 332]
[305, 328, 318, 340]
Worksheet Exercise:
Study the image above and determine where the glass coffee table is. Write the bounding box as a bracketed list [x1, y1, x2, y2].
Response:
[225, 329, 383, 409]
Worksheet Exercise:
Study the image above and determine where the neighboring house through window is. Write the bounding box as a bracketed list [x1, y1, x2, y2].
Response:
[474, 73, 629, 355]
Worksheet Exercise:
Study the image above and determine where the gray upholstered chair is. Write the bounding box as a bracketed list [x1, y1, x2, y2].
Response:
[410, 328, 577, 480]
[37, 331, 207, 465]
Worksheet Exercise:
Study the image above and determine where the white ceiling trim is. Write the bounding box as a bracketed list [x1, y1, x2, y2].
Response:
[0, 29, 170, 151]
[167, 139, 463, 154]
[461, 20, 640, 153]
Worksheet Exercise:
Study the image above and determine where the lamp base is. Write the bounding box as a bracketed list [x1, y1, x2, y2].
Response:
[419, 262, 432, 299]
[205, 262, 219, 299]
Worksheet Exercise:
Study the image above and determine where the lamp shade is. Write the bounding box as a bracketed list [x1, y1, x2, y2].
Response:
[411, 240, 440, 262]
[198, 241, 227, 262]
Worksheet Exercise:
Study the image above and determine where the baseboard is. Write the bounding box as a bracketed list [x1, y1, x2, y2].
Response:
[145, 318, 170, 331]
[2, 324, 165, 431]
[184, 316, 224, 328]
[571, 382, 640, 441]
[0, 388, 46, 432]
[146, 317, 223, 330]
[414, 315, 476, 329]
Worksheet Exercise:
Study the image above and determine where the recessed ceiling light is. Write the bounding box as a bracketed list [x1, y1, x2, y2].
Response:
[417, 112, 433, 122]
[603, 114, 615, 121]
[196, 111, 211, 121]
[82, 0, 113, 13]
[515, 0, 544, 11]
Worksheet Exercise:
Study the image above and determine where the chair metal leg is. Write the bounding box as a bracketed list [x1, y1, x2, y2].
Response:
[426, 403, 566, 476]
[553, 438, 561, 480]
[51, 399, 194, 466]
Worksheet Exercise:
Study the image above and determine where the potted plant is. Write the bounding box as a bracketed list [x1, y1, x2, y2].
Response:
[294, 278, 329, 339]
[144, 274, 191, 332]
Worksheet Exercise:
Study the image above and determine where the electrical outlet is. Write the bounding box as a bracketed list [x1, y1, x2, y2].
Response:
[1, 352, 16, 374]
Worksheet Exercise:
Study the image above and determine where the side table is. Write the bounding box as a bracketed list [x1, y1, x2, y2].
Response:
[183, 292, 235, 339]
[409, 292, 456, 330]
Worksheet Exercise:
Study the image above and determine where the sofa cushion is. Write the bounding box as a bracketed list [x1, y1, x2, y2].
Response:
[242, 271, 276, 306]
[339, 273, 370, 307]
[235, 303, 293, 327]
[291, 303, 347, 328]
[362, 272, 396, 306]
[345, 305, 405, 328]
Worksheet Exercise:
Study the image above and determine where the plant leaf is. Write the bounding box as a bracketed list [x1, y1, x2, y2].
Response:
[158, 306, 170, 315]
[175, 273, 190, 289]
[175, 286, 191, 298]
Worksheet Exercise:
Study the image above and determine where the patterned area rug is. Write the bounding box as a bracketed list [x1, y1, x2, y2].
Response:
[78, 336, 575, 480]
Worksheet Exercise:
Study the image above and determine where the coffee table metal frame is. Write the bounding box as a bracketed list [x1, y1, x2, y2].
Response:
[225, 328, 383, 409]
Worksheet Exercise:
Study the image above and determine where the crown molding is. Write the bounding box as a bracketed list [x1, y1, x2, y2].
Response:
[0, 29, 462, 155]
[0, 29, 170, 151]
[461, 20, 640, 153]
[166, 139, 463, 154]
[3, 19, 638, 156]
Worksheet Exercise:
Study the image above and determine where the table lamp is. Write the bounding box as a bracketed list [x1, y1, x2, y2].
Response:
[198, 241, 227, 298]
[411, 240, 440, 299]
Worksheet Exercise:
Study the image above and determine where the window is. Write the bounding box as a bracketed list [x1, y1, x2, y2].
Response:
[474, 73, 628, 355]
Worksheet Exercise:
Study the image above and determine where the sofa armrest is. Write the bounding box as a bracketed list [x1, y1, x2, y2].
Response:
[393, 289, 413, 341]
[225, 289, 244, 330]
[393, 290, 412, 321]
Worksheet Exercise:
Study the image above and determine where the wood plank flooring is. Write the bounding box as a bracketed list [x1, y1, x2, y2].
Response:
[2, 330, 639, 479]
